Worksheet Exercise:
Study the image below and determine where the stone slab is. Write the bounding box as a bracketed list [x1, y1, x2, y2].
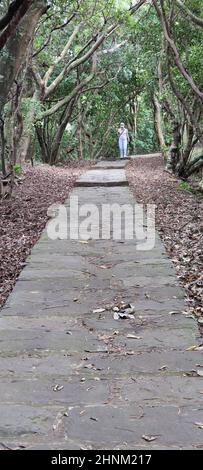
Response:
[75, 169, 128, 186]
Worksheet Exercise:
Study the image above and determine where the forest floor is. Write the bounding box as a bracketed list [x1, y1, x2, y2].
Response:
[127, 155, 203, 319]
[0, 159, 202, 449]
[0, 162, 91, 308]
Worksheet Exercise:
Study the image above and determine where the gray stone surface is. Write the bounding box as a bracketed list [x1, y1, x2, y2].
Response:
[0, 166, 202, 450]
[94, 160, 129, 169]
[130, 153, 161, 159]
[76, 169, 128, 186]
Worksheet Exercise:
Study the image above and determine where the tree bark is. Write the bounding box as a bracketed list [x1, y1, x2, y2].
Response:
[18, 88, 40, 163]
[0, 117, 6, 175]
[184, 155, 203, 177]
[0, 0, 34, 51]
[176, 0, 203, 29]
[163, 99, 181, 172]
[152, 93, 166, 151]
[35, 124, 50, 163]
[49, 99, 76, 164]
[0, 1, 47, 115]
[153, 0, 203, 102]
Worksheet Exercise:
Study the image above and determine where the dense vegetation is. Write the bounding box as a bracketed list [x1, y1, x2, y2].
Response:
[0, 0, 203, 191]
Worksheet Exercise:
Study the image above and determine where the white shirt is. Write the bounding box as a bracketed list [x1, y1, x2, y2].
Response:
[118, 128, 128, 140]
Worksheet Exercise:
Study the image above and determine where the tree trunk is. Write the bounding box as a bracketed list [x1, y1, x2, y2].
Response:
[0, 118, 6, 175]
[152, 93, 166, 152]
[162, 99, 181, 172]
[76, 97, 83, 160]
[166, 120, 181, 172]
[182, 154, 203, 178]
[18, 88, 40, 163]
[10, 81, 23, 171]
[177, 124, 195, 177]
[49, 99, 76, 164]
[35, 125, 50, 163]
[0, 1, 47, 115]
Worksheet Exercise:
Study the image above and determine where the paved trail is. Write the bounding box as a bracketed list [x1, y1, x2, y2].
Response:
[0, 160, 202, 450]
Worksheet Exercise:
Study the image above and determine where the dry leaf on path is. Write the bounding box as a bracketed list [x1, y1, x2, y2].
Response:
[53, 384, 64, 392]
[194, 422, 203, 430]
[142, 435, 158, 442]
[92, 308, 106, 314]
[126, 334, 142, 340]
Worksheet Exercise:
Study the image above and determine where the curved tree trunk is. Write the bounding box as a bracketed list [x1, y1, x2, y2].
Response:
[183, 154, 203, 178]
[0, 1, 47, 116]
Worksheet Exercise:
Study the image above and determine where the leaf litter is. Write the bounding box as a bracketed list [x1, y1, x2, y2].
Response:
[0, 163, 90, 308]
[127, 156, 203, 319]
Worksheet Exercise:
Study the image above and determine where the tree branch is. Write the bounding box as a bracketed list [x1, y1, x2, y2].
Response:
[152, 0, 203, 101]
[176, 0, 203, 28]
[44, 23, 82, 87]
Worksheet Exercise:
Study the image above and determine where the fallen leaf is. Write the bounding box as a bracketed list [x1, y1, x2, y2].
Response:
[142, 435, 158, 442]
[0, 442, 26, 450]
[186, 345, 198, 351]
[117, 312, 135, 320]
[194, 422, 203, 430]
[90, 417, 98, 422]
[99, 264, 113, 269]
[92, 308, 106, 314]
[197, 370, 203, 377]
[169, 311, 181, 315]
[113, 307, 119, 312]
[84, 364, 95, 369]
[53, 384, 64, 392]
[183, 370, 200, 377]
[195, 345, 203, 351]
[98, 334, 114, 342]
[113, 312, 120, 320]
[126, 334, 141, 340]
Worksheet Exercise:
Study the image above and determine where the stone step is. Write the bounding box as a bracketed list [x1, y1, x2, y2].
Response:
[94, 160, 129, 169]
[75, 169, 128, 187]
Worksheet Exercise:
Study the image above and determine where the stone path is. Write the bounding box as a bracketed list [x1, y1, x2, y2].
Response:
[0, 160, 203, 450]
[76, 168, 128, 186]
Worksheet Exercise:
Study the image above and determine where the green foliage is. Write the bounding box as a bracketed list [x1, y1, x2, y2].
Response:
[13, 163, 22, 175]
[178, 181, 193, 192]
[2, 0, 203, 169]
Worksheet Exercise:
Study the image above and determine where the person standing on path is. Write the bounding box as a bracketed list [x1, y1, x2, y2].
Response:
[118, 122, 129, 159]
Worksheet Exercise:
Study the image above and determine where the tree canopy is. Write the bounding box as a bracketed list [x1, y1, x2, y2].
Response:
[0, 0, 203, 183]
